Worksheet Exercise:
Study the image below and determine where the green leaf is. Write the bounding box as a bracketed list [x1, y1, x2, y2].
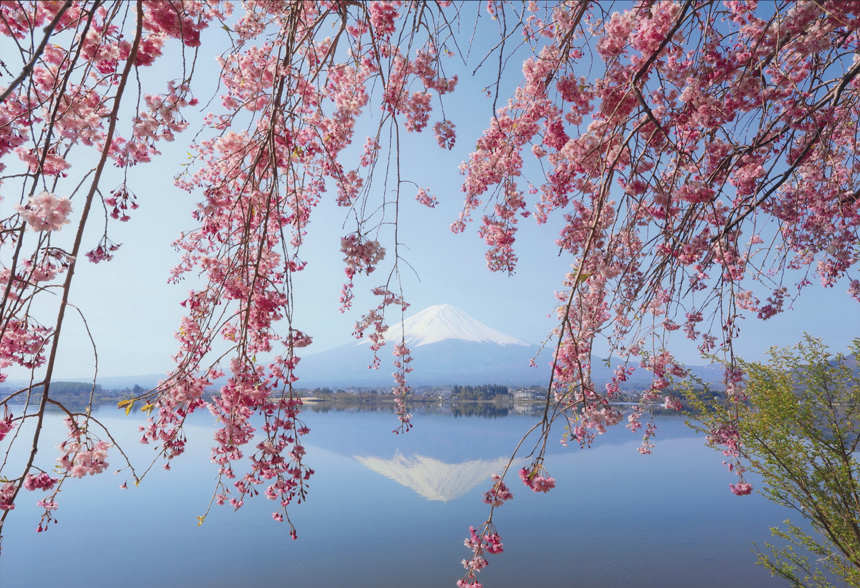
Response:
[117, 399, 134, 416]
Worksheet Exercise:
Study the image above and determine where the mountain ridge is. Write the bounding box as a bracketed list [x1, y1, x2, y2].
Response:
[295, 304, 546, 386]
[6, 305, 731, 389]
[357, 304, 530, 348]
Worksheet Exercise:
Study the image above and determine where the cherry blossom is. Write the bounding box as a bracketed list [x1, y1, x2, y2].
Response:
[14, 192, 72, 232]
[0, 408, 13, 442]
[519, 464, 556, 493]
[2, 2, 860, 583]
[22, 473, 58, 492]
[482, 474, 513, 507]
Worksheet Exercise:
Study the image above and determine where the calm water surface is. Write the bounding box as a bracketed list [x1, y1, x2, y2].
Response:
[0, 403, 794, 587]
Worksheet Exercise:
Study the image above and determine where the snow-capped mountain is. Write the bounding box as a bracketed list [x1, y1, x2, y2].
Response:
[30, 304, 729, 391]
[298, 304, 547, 386]
[359, 304, 530, 348]
[294, 304, 728, 389]
[355, 452, 522, 502]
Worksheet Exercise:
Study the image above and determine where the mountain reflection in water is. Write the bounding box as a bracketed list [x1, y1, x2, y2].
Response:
[0, 402, 801, 588]
[355, 452, 521, 501]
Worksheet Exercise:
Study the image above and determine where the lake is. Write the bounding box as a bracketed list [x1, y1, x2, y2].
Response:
[0, 402, 795, 587]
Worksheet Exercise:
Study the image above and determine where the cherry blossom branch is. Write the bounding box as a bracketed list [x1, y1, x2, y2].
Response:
[0, 0, 143, 544]
[0, 0, 73, 105]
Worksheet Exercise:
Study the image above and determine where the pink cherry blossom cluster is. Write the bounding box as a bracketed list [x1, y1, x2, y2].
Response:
[619, 351, 687, 439]
[129, 81, 194, 157]
[482, 474, 513, 507]
[637, 421, 657, 455]
[0, 408, 14, 441]
[0, 482, 15, 511]
[0, 85, 32, 173]
[392, 341, 414, 434]
[35, 489, 61, 532]
[708, 423, 741, 458]
[353, 308, 389, 357]
[222, 393, 315, 524]
[0, 319, 51, 372]
[729, 481, 753, 496]
[21, 251, 71, 284]
[0, 4, 230, 477]
[85, 237, 122, 264]
[151, 3, 465, 528]
[103, 185, 138, 222]
[708, 420, 752, 494]
[415, 187, 438, 208]
[23, 473, 58, 492]
[57, 417, 111, 479]
[519, 463, 556, 493]
[14, 191, 72, 232]
[606, 364, 636, 399]
[458, 523, 504, 588]
[663, 395, 683, 411]
[58, 439, 111, 479]
[352, 288, 410, 382]
[433, 120, 456, 150]
[381, 47, 458, 136]
[563, 423, 595, 448]
[141, 0, 220, 48]
[36, 499, 58, 513]
[340, 235, 386, 311]
[451, 3, 860, 528]
[16, 149, 71, 177]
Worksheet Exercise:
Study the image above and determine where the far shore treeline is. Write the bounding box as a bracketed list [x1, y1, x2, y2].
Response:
[0, 380, 713, 409]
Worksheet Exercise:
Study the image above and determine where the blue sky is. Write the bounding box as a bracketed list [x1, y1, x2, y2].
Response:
[3, 7, 858, 382]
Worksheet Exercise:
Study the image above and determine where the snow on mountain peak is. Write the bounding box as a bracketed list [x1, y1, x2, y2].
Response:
[360, 304, 530, 347]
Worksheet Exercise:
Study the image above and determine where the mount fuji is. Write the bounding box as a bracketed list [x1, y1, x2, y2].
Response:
[359, 304, 530, 348]
[294, 304, 727, 389]
[296, 304, 549, 387]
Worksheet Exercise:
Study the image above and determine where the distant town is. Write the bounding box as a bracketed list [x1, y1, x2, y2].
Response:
[0, 380, 712, 408]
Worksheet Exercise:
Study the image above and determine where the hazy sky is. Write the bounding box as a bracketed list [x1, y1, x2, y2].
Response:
[3, 9, 858, 382]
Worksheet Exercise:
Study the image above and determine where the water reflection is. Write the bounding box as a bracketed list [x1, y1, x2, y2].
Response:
[450, 404, 514, 418]
[303, 400, 547, 418]
[355, 451, 521, 501]
[0, 401, 798, 588]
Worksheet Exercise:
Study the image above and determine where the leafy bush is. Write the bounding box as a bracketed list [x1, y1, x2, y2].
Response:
[691, 337, 860, 588]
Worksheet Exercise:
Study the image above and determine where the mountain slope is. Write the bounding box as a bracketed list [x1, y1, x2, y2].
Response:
[359, 304, 530, 348]
[299, 305, 545, 386]
[296, 305, 729, 388]
[33, 305, 728, 390]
